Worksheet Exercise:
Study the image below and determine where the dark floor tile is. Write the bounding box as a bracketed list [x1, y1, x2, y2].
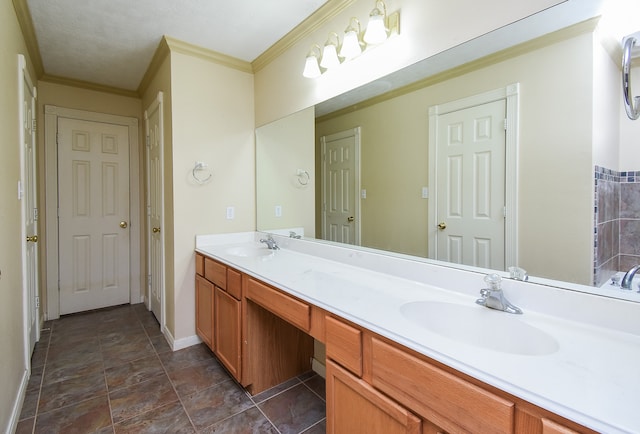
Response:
[43, 349, 103, 380]
[303, 375, 326, 400]
[302, 419, 326, 434]
[31, 341, 49, 368]
[105, 355, 165, 392]
[148, 334, 171, 354]
[43, 359, 104, 386]
[158, 344, 214, 372]
[19, 386, 39, 420]
[15, 417, 34, 434]
[259, 384, 326, 434]
[200, 407, 278, 434]
[102, 339, 156, 369]
[250, 377, 300, 404]
[100, 329, 149, 349]
[142, 321, 163, 337]
[109, 375, 179, 423]
[182, 379, 253, 430]
[48, 336, 101, 356]
[113, 401, 195, 434]
[168, 358, 229, 397]
[27, 364, 44, 391]
[34, 395, 112, 434]
[38, 372, 107, 413]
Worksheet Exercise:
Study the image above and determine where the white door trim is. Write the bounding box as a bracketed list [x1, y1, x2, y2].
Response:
[320, 127, 361, 245]
[44, 105, 141, 320]
[428, 83, 519, 269]
[144, 91, 165, 331]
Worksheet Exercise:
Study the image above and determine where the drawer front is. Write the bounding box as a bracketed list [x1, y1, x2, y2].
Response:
[371, 337, 514, 434]
[246, 278, 310, 331]
[195, 253, 204, 276]
[226, 267, 242, 300]
[326, 316, 362, 377]
[204, 257, 226, 288]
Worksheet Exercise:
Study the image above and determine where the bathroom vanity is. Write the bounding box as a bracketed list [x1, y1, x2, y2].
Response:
[195, 232, 640, 434]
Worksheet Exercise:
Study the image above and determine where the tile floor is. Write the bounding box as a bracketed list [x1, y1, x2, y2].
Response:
[16, 303, 326, 434]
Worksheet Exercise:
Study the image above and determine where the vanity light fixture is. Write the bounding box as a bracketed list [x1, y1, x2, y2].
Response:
[320, 32, 341, 69]
[363, 0, 389, 45]
[302, 44, 322, 78]
[339, 18, 363, 60]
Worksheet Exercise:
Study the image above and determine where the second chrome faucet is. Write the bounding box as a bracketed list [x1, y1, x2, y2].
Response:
[476, 274, 522, 314]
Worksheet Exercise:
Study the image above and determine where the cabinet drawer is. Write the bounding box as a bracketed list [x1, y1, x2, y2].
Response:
[246, 278, 310, 331]
[226, 267, 242, 300]
[326, 316, 362, 377]
[195, 253, 204, 276]
[204, 257, 226, 288]
[371, 337, 514, 434]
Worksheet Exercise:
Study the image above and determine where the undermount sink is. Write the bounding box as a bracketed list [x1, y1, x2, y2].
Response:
[400, 301, 559, 356]
[225, 245, 274, 258]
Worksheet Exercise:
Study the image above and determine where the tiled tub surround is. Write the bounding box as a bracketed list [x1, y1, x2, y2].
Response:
[196, 231, 640, 434]
[594, 165, 640, 286]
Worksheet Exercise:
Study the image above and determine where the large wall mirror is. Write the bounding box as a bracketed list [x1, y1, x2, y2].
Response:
[256, 0, 640, 302]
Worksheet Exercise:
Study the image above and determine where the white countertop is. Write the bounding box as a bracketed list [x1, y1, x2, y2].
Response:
[196, 232, 640, 434]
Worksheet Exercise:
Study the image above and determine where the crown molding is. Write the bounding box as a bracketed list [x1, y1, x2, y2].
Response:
[317, 17, 600, 123]
[12, 0, 44, 77]
[40, 74, 139, 98]
[252, 0, 358, 73]
[165, 36, 253, 73]
[137, 37, 172, 97]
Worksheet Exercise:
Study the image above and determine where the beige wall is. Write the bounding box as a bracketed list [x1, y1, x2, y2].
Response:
[316, 31, 598, 284]
[254, 0, 563, 126]
[0, 2, 37, 431]
[169, 52, 255, 341]
[256, 107, 315, 236]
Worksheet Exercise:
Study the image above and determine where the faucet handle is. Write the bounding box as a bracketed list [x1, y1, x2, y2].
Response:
[483, 273, 502, 291]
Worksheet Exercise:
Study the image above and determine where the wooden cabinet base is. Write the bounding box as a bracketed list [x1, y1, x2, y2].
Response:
[244, 299, 314, 395]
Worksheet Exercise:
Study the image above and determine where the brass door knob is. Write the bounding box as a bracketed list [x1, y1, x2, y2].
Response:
[119, 221, 128, 229]
[347, 216, 355, 222]
[26, 235, 38, 242]
[152, 227, 161, 233]
[437, 222, 447, 230]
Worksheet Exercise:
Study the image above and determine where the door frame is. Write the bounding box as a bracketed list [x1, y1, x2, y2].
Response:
[427, 84, 519, 269]
[320, 127, 361, 245]
[18, 54, 39, 359]
[144, 91, 165, 329]
[44, 105, 141, 320]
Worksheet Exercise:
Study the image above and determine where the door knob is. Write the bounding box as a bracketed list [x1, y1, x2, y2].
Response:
[152, 227, 161, 233]
[26, 235, 38, 242]
[347, 216, 355, 222]
[437, 222, 447, 230]
[119, 221, 128, 229]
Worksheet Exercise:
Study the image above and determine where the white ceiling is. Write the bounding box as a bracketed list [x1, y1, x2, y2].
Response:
[26, 0, 328, 91]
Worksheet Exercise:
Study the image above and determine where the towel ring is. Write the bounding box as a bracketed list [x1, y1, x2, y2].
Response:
[622, 36, 640, 120]
[296, 169, 310, 186]
[192, 162, 212, 184]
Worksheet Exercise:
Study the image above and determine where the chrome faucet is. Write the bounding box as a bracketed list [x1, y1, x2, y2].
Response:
[289, 231, 301, 239]
[259, 235, 279, 250]
[476, 274, 522, 314]
[621, 264, 640, 290]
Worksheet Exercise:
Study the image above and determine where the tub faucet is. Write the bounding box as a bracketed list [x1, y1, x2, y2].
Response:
[476, 274, 522, 314]
[621, 264, 640, 289]
[259, 235, 279, 250]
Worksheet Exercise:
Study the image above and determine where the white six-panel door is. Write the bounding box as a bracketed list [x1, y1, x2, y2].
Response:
[321, 128, 361, 245]
[435, 100, 506, 270]
[145, 93, 164, 325]
[57, 117, 131, 314]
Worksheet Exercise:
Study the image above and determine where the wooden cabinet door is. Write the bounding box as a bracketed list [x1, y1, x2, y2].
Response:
[195, 275, 214, 349]
[215, 286, 242, 380]
[327, 360, 421, 434]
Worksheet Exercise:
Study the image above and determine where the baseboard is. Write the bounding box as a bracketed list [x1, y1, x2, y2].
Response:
[5, 368, 29, 434]
[163, 328, 202, 351]
[312, 357, 326, 378]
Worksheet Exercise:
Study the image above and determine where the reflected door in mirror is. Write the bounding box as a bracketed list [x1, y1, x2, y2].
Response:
[435, 100, 506, 270]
